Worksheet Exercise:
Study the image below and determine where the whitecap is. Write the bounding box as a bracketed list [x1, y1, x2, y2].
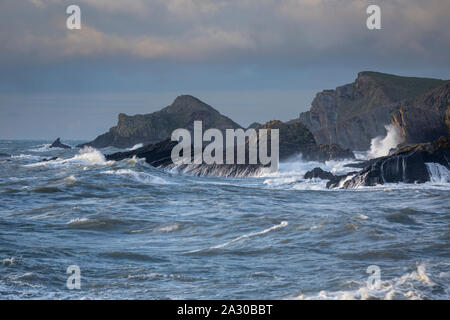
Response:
[296, 262, 434, 300]
[190, 221, 288, 253]
[102, 168, 171, 185]
[25, 147, 114, 168]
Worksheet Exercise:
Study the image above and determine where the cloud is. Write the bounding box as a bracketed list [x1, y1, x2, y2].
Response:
[1, 0, 449, 68]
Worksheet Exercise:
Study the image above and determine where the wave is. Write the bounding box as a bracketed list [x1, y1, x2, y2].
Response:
[25, 147, 114, 168]
[102, 168, 172, 185]
[261, 155, 356, 190]
[11, 154, 42, 161]
[189, 221, 288, 253]
[368, 124, 403, 159]
[426, 162, 450, 184]
[66, 217, 126, 230]
[296, 263, 435, 300]
[258, 155, 450, 191]
[28, 144, 52, 152]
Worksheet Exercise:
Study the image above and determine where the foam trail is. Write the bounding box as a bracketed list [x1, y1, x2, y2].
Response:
[102, 168, 171, 185]
[189, 221, 288, 253]
[368, 125, 403, 159]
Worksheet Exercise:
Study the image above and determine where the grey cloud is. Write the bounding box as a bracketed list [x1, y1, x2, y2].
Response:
[1, 0, 449, 67]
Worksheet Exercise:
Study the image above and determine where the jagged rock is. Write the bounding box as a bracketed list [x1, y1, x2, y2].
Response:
[328, 137, 450, 188]
[79, 95, 241, 149]
[50, 138, 71, 149]
[106, 138, 267, 177]
[105, 139, 176, 167]
[299, 71, 448, 150]
[105, 118, 355, 178]
[42, 157, 58, 162]
[304, 167, 336, 180]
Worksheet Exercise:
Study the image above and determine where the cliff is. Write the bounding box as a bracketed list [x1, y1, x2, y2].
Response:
[299, 71, 448, 150]
[78, 95, 241, 148]
[392, 82, 450, 144]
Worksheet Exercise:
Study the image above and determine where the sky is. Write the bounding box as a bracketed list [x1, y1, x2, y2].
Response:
[0, 0, 449, 140]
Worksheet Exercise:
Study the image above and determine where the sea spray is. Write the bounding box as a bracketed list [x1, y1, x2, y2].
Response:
[425, 163, 450, 183]
[368, 125, 403, 159]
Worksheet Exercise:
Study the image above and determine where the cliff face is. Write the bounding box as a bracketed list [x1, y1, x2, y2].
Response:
[299, 71, 447, 150]
[392, 82, 450, 144]
[79, 95, 241, 148]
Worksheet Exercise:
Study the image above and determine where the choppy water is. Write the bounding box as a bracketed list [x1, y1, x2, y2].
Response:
[0, 140, 449, 300]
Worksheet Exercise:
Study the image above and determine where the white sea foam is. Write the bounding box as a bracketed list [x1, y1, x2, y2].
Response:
[261, 154, 355, 191]
[28, 144, 52, 152]
[66, 217, 91, 226]
[355, 213, 369, 220]
[25, 147, 114, 168]
[368, 124, 403, 159]
[11, 154, 42, 161]
[296, 263, 434, 300]
[2, 257, 17, 266]
[64, 175, 77, 182]
[190, 221, 288, 253]
[127, 143, 143, 151]
[156, 224, 180, 232]
[102, 168, 171, 184]
[425, 163, 450, 184]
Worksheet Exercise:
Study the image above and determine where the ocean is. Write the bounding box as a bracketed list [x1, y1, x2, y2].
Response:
[0, 140, 449, 299]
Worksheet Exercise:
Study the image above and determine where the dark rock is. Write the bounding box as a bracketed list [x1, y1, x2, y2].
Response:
[0, 152, 10, 158]
[328, 137, 450, 188]
[106, 138, 267, 177]
[299, 71, 448, 150]
[105, 118, 355, 178]
[105, 139, 177, 167]
[254, 120, 355, 162]
[304, 167, 336, 180]
[392, 82, 450, 144]
[42, 157, 58, 162]
[50, 138, 71, 149]
[79, 95, 241, 149]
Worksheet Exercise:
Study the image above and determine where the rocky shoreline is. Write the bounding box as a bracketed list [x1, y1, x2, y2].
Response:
[303, 137, 450, 189]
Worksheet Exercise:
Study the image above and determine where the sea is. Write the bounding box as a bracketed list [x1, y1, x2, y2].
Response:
[0, 140, 449, 299]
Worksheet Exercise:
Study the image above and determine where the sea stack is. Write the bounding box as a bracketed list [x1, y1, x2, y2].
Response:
[50, 138, 71, 149]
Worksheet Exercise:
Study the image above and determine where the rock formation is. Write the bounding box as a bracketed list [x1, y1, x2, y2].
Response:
[392, 82, 450, 144]
[78, 95, 241, 149]
[327, 137, 450, 188]
[105, 119, 355, 178]
[299, 71, 448, 150]
[50, 138, 71, 149]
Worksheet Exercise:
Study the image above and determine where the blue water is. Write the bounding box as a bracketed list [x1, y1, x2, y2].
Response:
[0, 140, 449, 299]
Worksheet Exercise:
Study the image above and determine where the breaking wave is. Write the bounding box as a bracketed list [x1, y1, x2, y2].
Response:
[296, 263, 435, 300]
[25, 147, 114, 168]
[102, 168, 171, 185]
[368, 124, 403, 159]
